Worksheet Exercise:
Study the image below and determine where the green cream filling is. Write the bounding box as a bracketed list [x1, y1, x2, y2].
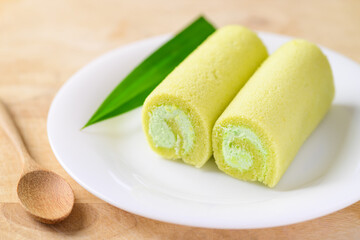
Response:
[149, 105, 195, 156]
[222, 125, 267, 171]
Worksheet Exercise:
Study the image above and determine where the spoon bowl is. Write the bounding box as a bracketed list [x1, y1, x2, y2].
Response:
[17, 170, 74, 224]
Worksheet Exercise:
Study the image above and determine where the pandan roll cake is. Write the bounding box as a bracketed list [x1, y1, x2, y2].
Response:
[212, 39, 335, 187]
[142, 25, 268, 167]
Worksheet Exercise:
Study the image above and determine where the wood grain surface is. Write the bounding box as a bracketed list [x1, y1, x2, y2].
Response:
[0, 0, 359, 239]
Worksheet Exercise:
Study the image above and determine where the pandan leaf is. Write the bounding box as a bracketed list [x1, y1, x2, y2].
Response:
[83, 16, 216, 128]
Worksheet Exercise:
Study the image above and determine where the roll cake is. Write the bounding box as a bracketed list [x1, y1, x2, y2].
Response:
[212, 39, 335, 187]
[142, 25, 268, 167]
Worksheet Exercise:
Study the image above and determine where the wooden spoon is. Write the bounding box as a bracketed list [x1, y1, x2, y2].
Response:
[0, 100, 74, 224]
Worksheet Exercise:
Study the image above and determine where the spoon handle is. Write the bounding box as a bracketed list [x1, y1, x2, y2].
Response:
[0, 100, 34, 166]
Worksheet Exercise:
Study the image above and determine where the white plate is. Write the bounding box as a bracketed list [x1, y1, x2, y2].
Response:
[47, 32, 360, 229]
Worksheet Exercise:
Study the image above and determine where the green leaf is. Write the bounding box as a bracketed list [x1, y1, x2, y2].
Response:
[83, 16, 216, 128]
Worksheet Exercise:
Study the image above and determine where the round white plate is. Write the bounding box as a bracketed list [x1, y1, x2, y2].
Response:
[47, 32, 360, 229]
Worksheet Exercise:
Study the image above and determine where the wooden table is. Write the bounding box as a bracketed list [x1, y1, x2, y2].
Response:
[1, 0, 359, 238]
